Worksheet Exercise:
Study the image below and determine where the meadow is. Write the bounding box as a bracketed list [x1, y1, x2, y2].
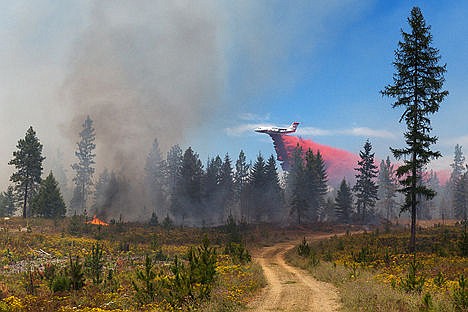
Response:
[0, 216, 266, 312]
[286, 223, 468, 311]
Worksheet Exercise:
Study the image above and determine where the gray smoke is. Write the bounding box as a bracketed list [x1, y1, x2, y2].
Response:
[61, 1, 225, 219]
[64, 1, 224, 169]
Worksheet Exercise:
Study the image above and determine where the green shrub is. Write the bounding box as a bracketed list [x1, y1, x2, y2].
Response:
[104, 269, 119, 293]
[453, 274, 468, 311]
[51, 274, 71, 293]
[132, 254, 157, 305]
[297, 237, 310, 257]
[308, 249, 320, 267]
[400, 259, 425, 293]
[67, 255, 85, 290]
[85, 243, 104, 285]
[224, 242, 251, 263]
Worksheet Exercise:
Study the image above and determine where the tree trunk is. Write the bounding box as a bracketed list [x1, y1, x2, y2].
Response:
[23, 184, 28, 218]
[410, 132, 418, 253]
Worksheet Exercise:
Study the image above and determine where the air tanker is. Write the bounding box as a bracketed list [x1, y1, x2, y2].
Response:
[254, 122, 299, 134]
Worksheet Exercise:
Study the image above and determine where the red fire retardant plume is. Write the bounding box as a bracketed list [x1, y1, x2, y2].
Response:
[270, 134, 360, 185]
[269, 134, 449, 186]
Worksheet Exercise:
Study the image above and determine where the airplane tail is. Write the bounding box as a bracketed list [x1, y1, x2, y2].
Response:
[290, 122, 299, 131]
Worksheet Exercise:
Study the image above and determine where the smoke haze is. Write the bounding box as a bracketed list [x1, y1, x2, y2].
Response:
[0, 1, 372, 219]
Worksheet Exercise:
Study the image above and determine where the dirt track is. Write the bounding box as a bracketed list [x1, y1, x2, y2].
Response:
[247, 235, 341, 312]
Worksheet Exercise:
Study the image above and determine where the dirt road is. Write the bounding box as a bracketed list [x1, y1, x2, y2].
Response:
[247, 235, 341, 312]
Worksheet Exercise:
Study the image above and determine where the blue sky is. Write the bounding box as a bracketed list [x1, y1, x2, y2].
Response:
[195, 0, 468, 174]
[0, 1, 466, 188]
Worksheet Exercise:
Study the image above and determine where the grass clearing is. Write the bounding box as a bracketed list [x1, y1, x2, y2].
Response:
[286, 225, 467, 311]
[0, 217, 266, 311]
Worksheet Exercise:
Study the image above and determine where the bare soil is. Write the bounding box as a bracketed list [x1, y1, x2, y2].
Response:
[247, 234, 341, 312]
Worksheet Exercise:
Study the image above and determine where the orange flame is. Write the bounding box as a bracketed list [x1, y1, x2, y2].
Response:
[86, 215, 109, 226]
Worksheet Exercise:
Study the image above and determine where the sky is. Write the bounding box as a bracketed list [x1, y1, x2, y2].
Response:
[0, 0, 467, 191]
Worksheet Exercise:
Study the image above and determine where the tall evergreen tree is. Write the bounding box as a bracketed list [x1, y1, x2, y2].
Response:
[219, 154, 234, 218]
[247, 153, 267, 223]
[1, 186, 16, 216]
[31, 172, 66, 218]
[288, 145, 307, 224]
[353, 140, 379, 223]
[9, 126, 45, 218]
[377, 157, 398, 221]
[335, 179, 353, 224]
[381, 7, 448, 252]
[166, 144, 183, 217]
[93, 169, 110, 214]
[265, 154, 284, 222]
[71, 116, 96, 215]
[145, 138, 167, 218]
[420, 170, 441, 220]
[177, 147, 203, 222]
[234, 150, 250, 218]
[310, 150, 328, 220]
[454, 171, 468, 220]
[449, 144, 465, 218]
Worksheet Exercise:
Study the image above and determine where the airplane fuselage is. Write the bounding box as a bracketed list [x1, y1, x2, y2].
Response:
[254, 122, 299, 135]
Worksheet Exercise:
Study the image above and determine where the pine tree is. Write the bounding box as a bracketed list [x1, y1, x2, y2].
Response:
[145, 138, 167, 218]
[288, 145, 307, 224]
[166, 145, 183, 218]
[234, 150, 250, 219]
[93, 169, 110, 213]
[265, 154, 284, 222]
[311, 150, 328, 220]
[3, 186, 16, 216]
[247, 153, 267, 223]
[353, 140, 379, 223]
[219, 154, 234, 219]
[203, 155, 223, 222]
[31, 172, 66, 218]
[335, 179, 353, 224]
[177, 147, 203, 222]
[454, 171, 468, 220]
[9, 126, 45, 218]
[71, 116, 96, 215]
[449, 145, 465, 218]
[377, 157, 398, 221]
[381, 7, 448, 252]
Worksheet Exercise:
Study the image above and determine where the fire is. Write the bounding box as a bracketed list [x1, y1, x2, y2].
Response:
[270, 134, 360, 185]
[86, 215, 109, 226]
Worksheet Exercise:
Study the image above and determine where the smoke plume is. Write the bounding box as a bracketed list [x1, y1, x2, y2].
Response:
[62, 2, 225, 220]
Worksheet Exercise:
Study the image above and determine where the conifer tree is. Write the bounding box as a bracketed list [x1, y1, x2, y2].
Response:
[9, 126, 45, 218]
[234, 150, 250, 218]
[377, 157, 398, 221]
[288, 145, 307, 224]
[310, 150, 328, 220]
[219, 154, 234, 218]
[265, 154, 284, 222]
[353, 140, 379, 223]
[247, 153, 267, 222]
[454, 171, 468, 220]
[71, 116, 96, 215]
[93, 169, 110, 213]
[449, 145, 465, 218]
[1, 186, 16, 216]
[381, 7, 448, 252]
[177, 147, 203, 221]
[166, 144, 183, 217]
[335, 179, 353, 224]
[31, 172, 66, 218]
[145, 138, 167, 217]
